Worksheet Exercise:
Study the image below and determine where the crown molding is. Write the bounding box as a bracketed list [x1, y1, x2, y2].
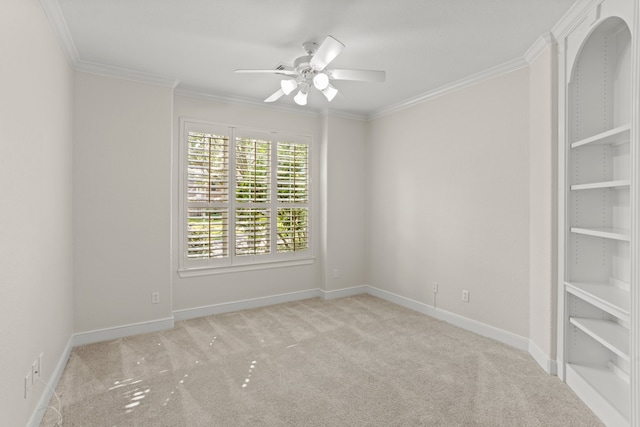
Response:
[175, 87, 367, 121]
[175, 87, 322, 118]
[40, 0, 79, 66]
[368, 56, 528, 121]
[551, 0, 604, 41]
[524, 33, 557, 65]
[324, 108, 368, 121]
[76, 60, 179, 88]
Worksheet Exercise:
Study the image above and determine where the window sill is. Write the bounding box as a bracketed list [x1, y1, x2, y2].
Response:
[178, 257, 315, 278]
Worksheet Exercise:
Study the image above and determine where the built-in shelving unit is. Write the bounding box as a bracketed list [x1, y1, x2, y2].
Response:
[558, 1, 637, 425]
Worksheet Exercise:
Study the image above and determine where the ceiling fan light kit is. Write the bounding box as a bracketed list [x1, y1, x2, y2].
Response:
[235, 35, 385, 106]
[321, 84, 338, 102]
[293, 84, 309, 105]
[281, 79, 298, 95]
[313, 72, 330, 90]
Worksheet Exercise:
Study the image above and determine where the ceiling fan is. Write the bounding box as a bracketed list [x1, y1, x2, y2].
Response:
[235, 36, 386, 105]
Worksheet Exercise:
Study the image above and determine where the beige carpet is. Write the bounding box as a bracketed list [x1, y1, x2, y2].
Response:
[40, 295, 603, 426]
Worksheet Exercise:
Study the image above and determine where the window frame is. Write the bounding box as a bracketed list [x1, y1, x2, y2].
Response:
[178, 118, 313, 276]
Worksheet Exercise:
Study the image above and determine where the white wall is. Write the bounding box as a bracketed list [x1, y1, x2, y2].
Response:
[528, 45, 558, 365]
[366, 69, 531, 337]
[0, 0, 74, 424]
[73, 72, 173, 333]
[171, 96, 323, 312]
[323, 116, 368, 291]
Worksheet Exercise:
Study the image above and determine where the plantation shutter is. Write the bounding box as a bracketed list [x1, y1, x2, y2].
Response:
[186, 129, 230, 262]
[181, 121, 311, 270]
[235, 133, 271, 256]
[277, 142, 309, 253]
[277, 142, 308, 203]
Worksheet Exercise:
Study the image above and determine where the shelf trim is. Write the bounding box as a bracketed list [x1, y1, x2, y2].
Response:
[570, 180, 631, 190]
[565, 281, 630, 322]
[570, 124, 631, 148]
[570, 227, 631, 241]
[570, 317, 630, 361]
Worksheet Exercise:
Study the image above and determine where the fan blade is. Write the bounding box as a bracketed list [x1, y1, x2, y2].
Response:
[235, 69, 297, 76]
[329, 69, 386, 82]
[309, 36, 345, 70]
[264, 89, 284, 103]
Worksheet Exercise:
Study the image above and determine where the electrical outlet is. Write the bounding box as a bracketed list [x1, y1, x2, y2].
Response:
[151, 292, 160, 304]
[333, 269, 339, 279]
[24, 370, 32, 398]
[31, 360, 38, 385]
[462, 290, 470, 302]
[432, 282, 438, 293]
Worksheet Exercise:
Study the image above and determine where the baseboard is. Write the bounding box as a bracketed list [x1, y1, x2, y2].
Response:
[365, 285, 529, 352]
[528, 340, 557, 375]
[321, 285, 369, 300]
[27, 335, 74, 427]
[73, 316, 175, 347]
[431, 305, 529, 352]
[172, 286, 367, 321]
[365, 285, 437, 316]
[173, 289, 323, 321]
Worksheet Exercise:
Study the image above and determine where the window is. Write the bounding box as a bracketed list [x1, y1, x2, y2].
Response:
[180, 120, 311, 272]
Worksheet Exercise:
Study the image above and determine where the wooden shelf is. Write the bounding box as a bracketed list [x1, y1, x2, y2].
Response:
[566, 364, 630, 426]
[570, 227, 630, 241]
[570, 317, 629, 360]
[571, 125, 631, 148]
[571, 180, 630, 191]
[565, 282, 630, 322]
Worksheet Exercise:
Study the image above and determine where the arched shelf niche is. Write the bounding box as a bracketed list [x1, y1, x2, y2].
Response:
[568, 17, 631, 142]
[561, 10, 634, 427]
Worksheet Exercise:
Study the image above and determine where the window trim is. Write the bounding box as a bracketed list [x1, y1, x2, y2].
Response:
[177, 257, 315, 278]
[178, 118, 314, 275]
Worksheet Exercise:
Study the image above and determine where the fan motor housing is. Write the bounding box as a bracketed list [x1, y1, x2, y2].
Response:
[293, 55, 314, 75]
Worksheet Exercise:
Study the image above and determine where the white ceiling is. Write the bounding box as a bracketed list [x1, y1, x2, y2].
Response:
[51, 0, 576, 118]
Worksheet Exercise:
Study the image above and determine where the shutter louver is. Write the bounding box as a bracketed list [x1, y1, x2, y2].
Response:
[187, 132, 229, 202]
[187, 207, 229, 259]
[277, 143, 308, 203]
[236, 138, 270, 203]
[236, 208, 271, 255]
[277, 207, 308, 252]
